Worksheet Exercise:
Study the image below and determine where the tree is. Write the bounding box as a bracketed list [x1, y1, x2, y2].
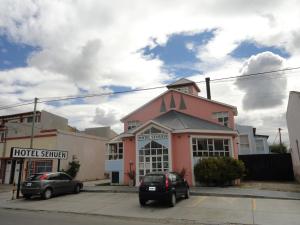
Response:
[269, 143, 288, 154]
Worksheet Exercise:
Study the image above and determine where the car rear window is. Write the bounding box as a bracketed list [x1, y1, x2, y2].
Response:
[143, 175, 164, 183]
[26, 174, 48, 181]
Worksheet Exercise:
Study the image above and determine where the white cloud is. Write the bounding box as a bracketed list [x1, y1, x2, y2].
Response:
[235, 52, 286, 110]
[0, 0, 300, 143]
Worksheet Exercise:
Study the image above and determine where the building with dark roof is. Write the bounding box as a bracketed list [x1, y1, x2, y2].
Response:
[106, 78, 238, 186]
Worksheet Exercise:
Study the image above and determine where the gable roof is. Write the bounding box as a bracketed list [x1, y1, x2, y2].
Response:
[153, 110, 233, 131]
[124, 110, 235, 136]
[121, 89, 238, 122]
[166, 78, 200, 92]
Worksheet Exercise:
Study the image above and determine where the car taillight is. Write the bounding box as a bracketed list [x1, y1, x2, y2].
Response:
[165, 175, 169, 191]
[40, 174, 48, 180]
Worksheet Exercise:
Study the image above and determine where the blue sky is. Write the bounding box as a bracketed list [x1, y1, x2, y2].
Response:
[0, 31, 290, 81]
[0, 35, 37, 70]
[141, 31, 290, 79]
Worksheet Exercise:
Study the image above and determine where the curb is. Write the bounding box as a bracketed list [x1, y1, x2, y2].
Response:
[82, 189, 300, 201]
[0, 206, 250, 225]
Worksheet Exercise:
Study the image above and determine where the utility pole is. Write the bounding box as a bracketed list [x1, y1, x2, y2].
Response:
[30, 97, 38, 150]
[28, 97, 38, 175]
[18, 97, 38, 199]
[278, 128, 282, 145]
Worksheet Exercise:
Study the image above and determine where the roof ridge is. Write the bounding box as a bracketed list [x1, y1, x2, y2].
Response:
[172, 111, 188, 129]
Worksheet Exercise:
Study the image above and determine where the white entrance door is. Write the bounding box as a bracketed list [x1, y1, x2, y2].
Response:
[4, 160, 12, 184]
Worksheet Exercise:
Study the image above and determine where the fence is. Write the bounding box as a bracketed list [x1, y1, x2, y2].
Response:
[239, 153, 294, 181]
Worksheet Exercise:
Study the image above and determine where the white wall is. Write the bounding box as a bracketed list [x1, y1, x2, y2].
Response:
[237, 125, 256, 155]
[286, 91, 300, 182]
[237, 125, 269, 155]
[56, 130, 108, 181]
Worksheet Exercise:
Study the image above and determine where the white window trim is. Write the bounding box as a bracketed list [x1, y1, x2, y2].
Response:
[255, 138, 265, 153]
[135, 124, 172, 186]
[213, 111, 229, 127]
[238, 133, 252, 154]
[106, 142, 123, 160]
[189, 135, 234, 186]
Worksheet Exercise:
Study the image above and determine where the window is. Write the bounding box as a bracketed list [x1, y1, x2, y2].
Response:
[137, 127, 169, 181]
[107, 142, 123, 160]
[34, 161, 52, 173]
[175, 87, 189, 94]
[255, 139, 264, 152]
[239, 135, 250, 153]
[0, 132, 5, 142]
[27, 116, 33, 123]
[127, 120, 140, 130]
[192, 138, 230, 157]
[213, 112, 229, 127]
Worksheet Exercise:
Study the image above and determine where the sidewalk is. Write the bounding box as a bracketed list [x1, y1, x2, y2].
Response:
[82, 185, 300, 200]
[0, 184, 13, 193]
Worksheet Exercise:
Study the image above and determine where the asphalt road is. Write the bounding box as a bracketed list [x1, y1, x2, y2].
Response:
[0, 208, 179, 225]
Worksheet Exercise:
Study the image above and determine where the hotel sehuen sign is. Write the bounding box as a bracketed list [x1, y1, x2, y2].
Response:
[11, 147, 68, 160]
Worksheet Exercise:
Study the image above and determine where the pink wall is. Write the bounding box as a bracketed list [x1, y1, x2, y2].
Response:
[171, 133, 193, 185]
[123, 137, 136, 185]
[123, 90, 236, 131]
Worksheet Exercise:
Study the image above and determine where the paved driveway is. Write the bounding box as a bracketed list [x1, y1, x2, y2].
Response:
[0, 192, 300, 225]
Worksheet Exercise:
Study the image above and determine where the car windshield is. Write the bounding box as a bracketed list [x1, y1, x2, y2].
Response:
[26, 174, 48, 181]
[143, 174, 164, 183]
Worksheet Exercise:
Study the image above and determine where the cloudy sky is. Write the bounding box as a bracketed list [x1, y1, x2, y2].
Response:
[1, 0, 300, 145]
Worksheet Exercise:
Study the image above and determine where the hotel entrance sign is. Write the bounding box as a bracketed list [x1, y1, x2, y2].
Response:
[138, 134, 168, 141]
[11, 147, 68, 160]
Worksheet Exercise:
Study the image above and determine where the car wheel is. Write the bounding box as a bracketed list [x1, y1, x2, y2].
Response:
[169, 193, 176, 207]
[185, 188, 190, 199]
[139, 198, 147, 206]
[74, 184, 81, 194]
[23, 194, 31, 200]
[42, 188, 52, 200]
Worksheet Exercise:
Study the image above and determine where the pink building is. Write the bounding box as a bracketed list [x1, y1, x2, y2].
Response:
[106, 78, 238, 186]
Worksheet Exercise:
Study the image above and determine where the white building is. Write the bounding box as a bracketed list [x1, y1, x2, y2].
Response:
[237, 124, 270, 155]
[286, 91, 300, 182]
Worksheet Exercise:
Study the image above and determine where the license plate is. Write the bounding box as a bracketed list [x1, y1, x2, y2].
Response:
[149, 186, 156, 191]
[26, 183, 32, 187]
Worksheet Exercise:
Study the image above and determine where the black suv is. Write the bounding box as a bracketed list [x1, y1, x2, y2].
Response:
[139, 172, 189, 207]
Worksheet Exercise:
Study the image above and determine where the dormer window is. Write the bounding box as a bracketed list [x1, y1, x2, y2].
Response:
[213, 112, 229, 127]
[175, 86, 189, 94]
[128, 120, 140, 130]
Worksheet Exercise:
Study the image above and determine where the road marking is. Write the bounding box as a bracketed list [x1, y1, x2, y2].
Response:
[189, 196, 207, 207]
[252, 199, 256, 211]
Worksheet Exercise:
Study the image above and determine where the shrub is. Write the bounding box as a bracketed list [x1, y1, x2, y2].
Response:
[270, 143, 288, 154]
[63, 160, 81, 178]
[194, 157, 245, 186]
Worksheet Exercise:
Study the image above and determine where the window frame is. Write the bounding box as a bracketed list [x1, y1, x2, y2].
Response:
[127, 120, 140, 130]
[213, 112, 229, 127]
[107, 142, 123, 160]
[191, 137, 231, 158]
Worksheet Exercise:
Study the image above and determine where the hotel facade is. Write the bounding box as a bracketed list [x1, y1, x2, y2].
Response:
[106, 79, 238, 186]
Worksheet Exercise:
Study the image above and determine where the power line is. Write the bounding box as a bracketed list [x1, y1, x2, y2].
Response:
[0, 102, 34, 111]
[0, 65, 300, 111]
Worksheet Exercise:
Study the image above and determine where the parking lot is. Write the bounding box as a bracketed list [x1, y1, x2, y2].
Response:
[0, 191, 300, 225]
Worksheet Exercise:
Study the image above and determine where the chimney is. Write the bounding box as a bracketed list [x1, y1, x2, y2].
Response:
[205, 77, 211, 100]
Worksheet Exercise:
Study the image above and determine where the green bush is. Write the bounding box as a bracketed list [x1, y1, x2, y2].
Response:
[270, 143, 288, 154]
[194, 157, 245, 186]
[63, 160, 80, 178]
